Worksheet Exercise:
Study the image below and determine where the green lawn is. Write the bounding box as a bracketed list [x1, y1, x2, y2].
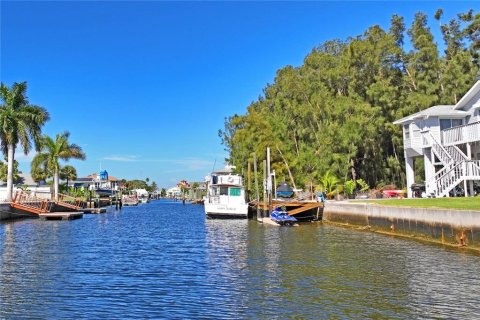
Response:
[359, 197, 480, 211]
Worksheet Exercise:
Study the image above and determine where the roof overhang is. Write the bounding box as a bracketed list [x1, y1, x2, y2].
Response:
[393, 106, 468, 125]
[455, 80, 480, 110]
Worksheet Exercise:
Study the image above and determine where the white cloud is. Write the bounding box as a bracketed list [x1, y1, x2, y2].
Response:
[169, 158, 214, 170]
[103, 155, 139, 162]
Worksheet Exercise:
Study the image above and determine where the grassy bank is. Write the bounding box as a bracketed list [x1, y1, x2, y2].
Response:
[358, 197, 480, 211]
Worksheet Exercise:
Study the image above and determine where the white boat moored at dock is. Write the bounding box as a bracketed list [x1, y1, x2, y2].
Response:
[204, 165, 248, 218]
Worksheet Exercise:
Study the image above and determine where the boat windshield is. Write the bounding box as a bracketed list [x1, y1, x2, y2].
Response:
[229, 188, 241, 196]
[220, 187, 228, 195]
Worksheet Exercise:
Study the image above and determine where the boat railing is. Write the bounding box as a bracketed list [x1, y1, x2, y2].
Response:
[210, 195, 220, 204]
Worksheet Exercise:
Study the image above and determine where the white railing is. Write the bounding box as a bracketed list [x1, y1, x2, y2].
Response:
[431, 160, 480, 197]
[442, 121, 480, 146]
[445, 145, 468, 162]
[429, 132, 453, 165]
[425, 163, 452, 195]
[434, 162, 464, 197]
[466, 160, 480, 177]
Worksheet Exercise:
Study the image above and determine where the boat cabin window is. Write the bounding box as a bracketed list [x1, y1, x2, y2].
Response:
[229, 188, 241, 196]
[220, 187, 229, 195]
[440, 119, 463, 130]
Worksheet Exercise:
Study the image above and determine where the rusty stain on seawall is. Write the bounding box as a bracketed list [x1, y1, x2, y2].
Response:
[324, 201, 480, 250]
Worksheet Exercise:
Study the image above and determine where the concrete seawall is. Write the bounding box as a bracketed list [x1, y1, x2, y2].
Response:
[0, 202, 37, 221]
[0, 203, 13, 220]
[324, 201, 480, 249]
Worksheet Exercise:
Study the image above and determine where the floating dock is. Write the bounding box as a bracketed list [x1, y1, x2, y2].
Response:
[38, 212, 83, 221]
[260, 217, 299, 227]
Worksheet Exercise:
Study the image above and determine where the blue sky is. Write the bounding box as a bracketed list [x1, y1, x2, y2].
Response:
[1, 1, 476, 188]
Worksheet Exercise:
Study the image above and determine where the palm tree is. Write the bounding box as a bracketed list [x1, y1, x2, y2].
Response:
[319, 170, 340, 194]
[191, 182, 199, 200]
[0, 159, 22, 183]
[32, 132, 86, 200]
[60, 165, 77, 191]
[0, 82, 50, 201]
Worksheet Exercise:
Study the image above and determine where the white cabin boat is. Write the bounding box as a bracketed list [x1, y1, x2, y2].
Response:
[133, 189, 149, 204]
[204, 165, 248, 218]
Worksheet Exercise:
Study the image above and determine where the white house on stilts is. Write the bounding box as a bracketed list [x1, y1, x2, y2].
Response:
[394, 81, 480, 198]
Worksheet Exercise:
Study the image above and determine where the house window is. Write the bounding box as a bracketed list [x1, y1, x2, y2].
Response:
[440, 119, 463, 130]
[220, 187, 229, 195]
[404, 124, 410, 139]
[452, 119, 462, 127]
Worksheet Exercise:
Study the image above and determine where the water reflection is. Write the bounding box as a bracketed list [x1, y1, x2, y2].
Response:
[1, 202, 480, 319]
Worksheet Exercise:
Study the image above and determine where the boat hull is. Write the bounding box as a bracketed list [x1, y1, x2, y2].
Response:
[270, 210, 297, 225]
[204, 203, 248, 219]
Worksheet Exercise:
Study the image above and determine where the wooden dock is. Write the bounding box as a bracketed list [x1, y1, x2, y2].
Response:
[249, 200, 324, 221]
[38, 212, 83, 221]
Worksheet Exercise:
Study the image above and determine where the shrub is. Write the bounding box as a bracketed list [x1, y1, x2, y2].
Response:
[357, 179, 370, 192]
[344, 179, 356, 195]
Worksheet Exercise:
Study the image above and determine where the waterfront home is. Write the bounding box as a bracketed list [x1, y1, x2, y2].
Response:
[72, 171, 120, 192]
[166, 186, 182, 198]
[394, 81, 480, 198]
[188, 182, 207, 200]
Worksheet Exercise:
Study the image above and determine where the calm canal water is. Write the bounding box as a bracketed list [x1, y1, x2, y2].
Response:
[1, 200, 479, 319]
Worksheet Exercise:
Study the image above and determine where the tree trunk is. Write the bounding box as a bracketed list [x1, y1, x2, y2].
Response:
[54, 168, 59, 201]
[275, 144, 297, 190]
[6, 144, 15, 202]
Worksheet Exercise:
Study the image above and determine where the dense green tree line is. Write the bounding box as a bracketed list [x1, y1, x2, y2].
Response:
[220, 10, 479, 190]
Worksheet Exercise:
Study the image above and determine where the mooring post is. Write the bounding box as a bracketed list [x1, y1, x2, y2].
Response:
[254, 153, 261, 222]
[247, 162, 251, 202]
[267, 147, 272, 217]
[263, 159, 267, 218]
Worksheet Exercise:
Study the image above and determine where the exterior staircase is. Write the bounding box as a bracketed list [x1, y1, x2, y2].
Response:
[425, 132, 480, 197]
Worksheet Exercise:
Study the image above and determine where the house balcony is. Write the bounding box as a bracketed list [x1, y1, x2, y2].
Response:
[441, 121, 480, 146]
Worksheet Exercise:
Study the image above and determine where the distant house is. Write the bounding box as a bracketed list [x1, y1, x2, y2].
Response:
[188, 182, 206, 200]
[166, 186, 182, 198]
[394, 81, 480, 198]
[72, 171, 120, 191]
[0, 173, 51, 200]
